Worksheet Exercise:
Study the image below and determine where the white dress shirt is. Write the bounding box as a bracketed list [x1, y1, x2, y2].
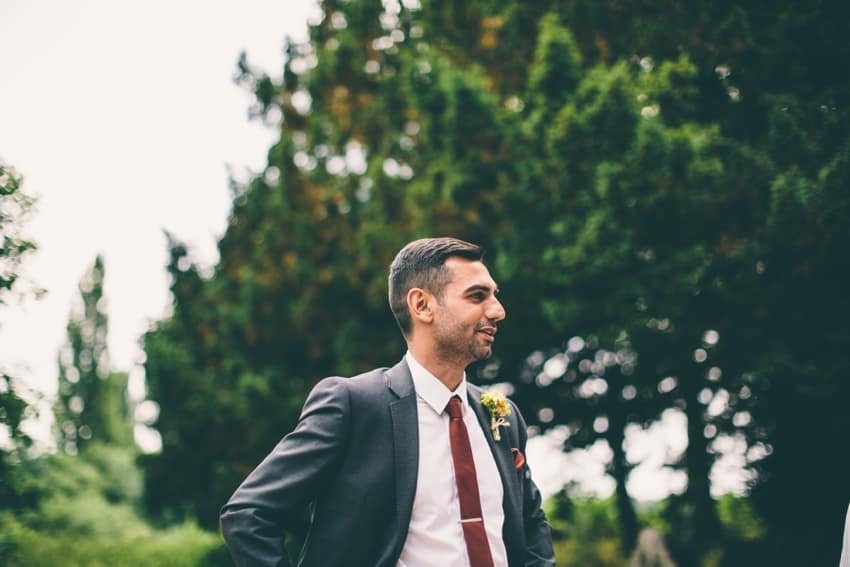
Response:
[397, 352, 508, 567]
[840, 502, 850, 567]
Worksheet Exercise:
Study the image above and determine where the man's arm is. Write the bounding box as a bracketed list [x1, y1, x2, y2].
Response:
[513, 403, 556, 567]
[220, 377, 350, 567]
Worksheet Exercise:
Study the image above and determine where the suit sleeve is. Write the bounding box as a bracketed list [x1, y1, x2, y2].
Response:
[513, 403, 556, 567]
[220, 377, 350, 567]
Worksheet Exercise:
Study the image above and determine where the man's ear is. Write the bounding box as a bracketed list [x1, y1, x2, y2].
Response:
[407, 288, 434, 325]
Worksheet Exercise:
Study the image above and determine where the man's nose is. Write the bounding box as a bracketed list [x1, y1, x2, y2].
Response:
[487, 297, 506, 322]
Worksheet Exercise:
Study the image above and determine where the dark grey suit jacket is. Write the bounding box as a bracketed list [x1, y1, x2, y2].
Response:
[220, 359, 555, 566]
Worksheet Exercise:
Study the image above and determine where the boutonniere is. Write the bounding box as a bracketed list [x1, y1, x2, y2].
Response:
[481, 390, 511, 441]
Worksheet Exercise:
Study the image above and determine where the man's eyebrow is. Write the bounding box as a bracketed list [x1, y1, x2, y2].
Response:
[464, 284, 499, 294]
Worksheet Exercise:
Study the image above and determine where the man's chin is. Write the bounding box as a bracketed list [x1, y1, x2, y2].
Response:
[474, 346, 494, 361]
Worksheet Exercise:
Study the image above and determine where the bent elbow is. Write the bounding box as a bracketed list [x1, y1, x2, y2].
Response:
[220, 502, 249, 544]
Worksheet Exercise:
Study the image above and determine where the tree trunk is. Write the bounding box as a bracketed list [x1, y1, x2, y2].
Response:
[682, 370, 722, 551]
[608, 410, 640, 553]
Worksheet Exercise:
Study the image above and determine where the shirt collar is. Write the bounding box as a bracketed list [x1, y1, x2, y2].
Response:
[405, 351, 468, 416]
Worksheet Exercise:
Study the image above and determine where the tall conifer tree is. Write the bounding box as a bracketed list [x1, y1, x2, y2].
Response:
[55, 256, 131, 453]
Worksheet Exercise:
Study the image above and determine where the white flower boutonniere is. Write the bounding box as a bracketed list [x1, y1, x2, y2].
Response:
[481, 390, 511, 441]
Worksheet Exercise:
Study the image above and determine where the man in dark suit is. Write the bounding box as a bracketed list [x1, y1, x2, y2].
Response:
[220, 237, 555, 566]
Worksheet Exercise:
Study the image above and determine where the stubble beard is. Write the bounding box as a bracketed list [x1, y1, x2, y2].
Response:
[433, 321, 493, 369]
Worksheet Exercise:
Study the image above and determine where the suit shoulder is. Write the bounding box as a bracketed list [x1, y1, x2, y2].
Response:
[327, 366, 390, 397]
[349, 366, 391, 381]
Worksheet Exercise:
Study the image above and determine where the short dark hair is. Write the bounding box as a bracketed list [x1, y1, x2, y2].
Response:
[388, 237, 484, 337]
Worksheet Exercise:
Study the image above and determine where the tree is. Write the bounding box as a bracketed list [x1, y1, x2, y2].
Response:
[141, 0, 533, 526]
[0, 159, 38, 511]
[140, 3, 850, 565]
[740, 141, 850, 566]
[54, 255, 132, 453]
[519, 336, 644, 553]
[491, 3, 850, 563]
[0, 160, 37, 307]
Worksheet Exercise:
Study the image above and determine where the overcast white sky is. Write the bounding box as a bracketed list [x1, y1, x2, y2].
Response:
[0, 0, 315, 389]
[0, 0, 749, 501]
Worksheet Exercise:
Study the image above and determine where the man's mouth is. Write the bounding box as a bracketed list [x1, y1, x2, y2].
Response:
[477, 326, 497, 342]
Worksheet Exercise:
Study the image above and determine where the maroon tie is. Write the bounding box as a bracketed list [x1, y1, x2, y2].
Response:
[446, 395, 495, 567]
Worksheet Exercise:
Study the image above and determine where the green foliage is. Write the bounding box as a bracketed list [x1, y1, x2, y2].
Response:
[0, 374, 31, 493]
[2, 251, 223, 566]
[138, 1, 850, 565]
[0, 159, 36, 303]
[55, 256, 133, 453]
[555, 538, 625, 567]
[634, 496, 768, 567]
[0, 513, 224, 567]
[0, 159, 38, 512]
[716, 494, 763, 541]
[528, 13, 582, 115]
[547, 495, 766, 567]
[546, 494, 627, 567]
[0, 444, 227, 567]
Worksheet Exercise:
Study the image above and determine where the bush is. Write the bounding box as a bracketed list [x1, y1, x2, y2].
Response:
[547, 494, 629, 566]
[1, 444, 228, 566]
[1, 513, 225, 567]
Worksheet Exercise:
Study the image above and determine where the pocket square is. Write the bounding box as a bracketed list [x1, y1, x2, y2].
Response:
[511, 448, 525, 470]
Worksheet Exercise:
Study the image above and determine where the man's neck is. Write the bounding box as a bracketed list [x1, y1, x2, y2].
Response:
[407, 344, 466, 391]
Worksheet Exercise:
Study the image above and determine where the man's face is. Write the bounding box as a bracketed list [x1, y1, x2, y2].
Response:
[430, 257, 506, 367]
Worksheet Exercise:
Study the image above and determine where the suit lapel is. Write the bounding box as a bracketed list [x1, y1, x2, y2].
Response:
[467, 384, 523, 560]
[386, 360, 419, 555]
[468, 385, 521, 506]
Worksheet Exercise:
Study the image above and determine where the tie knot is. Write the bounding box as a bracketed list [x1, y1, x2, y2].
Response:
[446, 395, 463, 419]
